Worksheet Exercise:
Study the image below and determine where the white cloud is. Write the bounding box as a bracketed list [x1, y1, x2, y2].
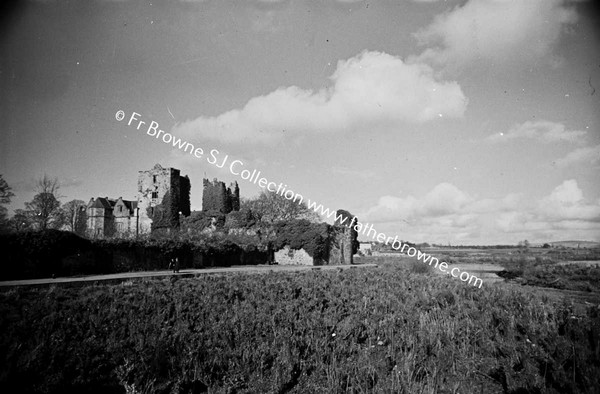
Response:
[361, 179, 600, 244]
[488, 120, 587, 143]
[538, 180, 600, 221]
[363, 182, 472, 223]
[410, 0, 578, 69]
[422, 182, 472, 215]
[556, 144, 600, 168]
[173, 51, 467, 144]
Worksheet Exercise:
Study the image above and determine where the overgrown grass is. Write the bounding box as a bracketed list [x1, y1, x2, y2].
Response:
[517, 264, 600, 293]
[499, 258, 600, 293]
[1, 264, 599, 393]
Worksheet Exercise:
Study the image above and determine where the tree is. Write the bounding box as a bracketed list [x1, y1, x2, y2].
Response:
[24, 174, 62, 230]
[241, 190, 319, 226]
[59, 199, 87, 233]
[0, 174, 15, 231]
[9, 209, 34, 232]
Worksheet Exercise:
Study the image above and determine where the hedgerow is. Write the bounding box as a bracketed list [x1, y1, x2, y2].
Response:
[0, 230, 270, 280]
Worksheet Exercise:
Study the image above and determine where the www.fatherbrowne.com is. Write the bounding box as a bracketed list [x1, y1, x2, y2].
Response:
[117, 110, 483, 288]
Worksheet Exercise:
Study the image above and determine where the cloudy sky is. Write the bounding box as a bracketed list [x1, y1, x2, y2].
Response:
[1, 0, 599, 245]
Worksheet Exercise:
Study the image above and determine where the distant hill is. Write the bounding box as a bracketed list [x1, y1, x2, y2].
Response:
[548, 240, 600, 248]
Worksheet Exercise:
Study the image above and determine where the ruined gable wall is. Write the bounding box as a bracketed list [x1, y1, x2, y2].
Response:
[328, 210, 358, 265]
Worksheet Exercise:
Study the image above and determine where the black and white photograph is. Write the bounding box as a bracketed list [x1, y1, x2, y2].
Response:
[1, 0, 599, 392]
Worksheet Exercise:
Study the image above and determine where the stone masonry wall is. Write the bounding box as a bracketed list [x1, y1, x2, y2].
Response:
[274, 246, 314, 265]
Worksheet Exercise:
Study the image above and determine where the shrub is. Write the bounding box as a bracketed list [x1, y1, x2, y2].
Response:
[273, 219, 331, 260]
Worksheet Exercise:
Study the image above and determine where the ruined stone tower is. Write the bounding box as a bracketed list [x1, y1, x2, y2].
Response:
[329, 209, 359, 265]
[202, 178, 240, 214]
[137, 164, 191, 234]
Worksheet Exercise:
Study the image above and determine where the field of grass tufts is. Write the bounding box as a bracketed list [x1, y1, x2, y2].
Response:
[1, 262, 599, 393]
[499, 258, 600, 293]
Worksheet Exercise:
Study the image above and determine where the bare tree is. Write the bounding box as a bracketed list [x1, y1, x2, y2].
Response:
[241, 190, 319, 225]
[25, 174, 62, 230]
[59, 199, 87, 232]
[0, 174, 15, 231]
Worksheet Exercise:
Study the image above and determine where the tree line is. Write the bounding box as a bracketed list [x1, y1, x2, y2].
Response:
[0, 174, 86, 234]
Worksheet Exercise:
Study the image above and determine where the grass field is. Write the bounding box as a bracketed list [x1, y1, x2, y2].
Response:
[1, 259, 599, 394]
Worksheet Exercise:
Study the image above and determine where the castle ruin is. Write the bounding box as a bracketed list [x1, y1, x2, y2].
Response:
[138, 164, 190, 233]
[86, 164, 190, 238]
[329, 210, 359, 265]
[202, 178, 239, 213]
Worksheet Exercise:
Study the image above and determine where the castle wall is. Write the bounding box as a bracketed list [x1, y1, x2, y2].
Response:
[328, 210, 358, 265]
[137, 164, 181, 233]
[113, 216, 137, 237]
[84, 164, 190, 238]
[274, 246, 314, 266]
[202, 178, 239, 214]
[87, 207, 112, 239]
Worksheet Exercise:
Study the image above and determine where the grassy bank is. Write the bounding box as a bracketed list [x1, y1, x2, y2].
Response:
[1, 263, 599, 393]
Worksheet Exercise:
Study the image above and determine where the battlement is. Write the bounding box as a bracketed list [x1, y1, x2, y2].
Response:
[202, 178, 240, 214]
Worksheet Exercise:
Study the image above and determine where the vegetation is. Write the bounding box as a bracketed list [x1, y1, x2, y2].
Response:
[241, 190, 319, 225]
[1, 264, 599, 393]
[8, 209, 34, 232]
[24, 174, 63, 230]
[521, 264, 600, 292]
[273, 219, 331, 260]
[179, 175, 191, 217]
[0, 230, 271, 281]
[150, 191, 181, 232]
[499, 258, 600, 293]
[334, 209, 359, 255]
[180, 210, 227, 232]
[224, 209, 258, 230]
[0, 174, 15, 232]
[59, 199, 87, 235]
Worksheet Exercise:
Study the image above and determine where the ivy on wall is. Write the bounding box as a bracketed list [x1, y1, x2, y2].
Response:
[335, 209, 359, 254]
[180, 175, 191, 217]
[272, 219, 331, 260]
[150, 191, 180, 231]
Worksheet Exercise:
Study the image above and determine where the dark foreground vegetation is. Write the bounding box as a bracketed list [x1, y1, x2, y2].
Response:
[0, 229, 271, 281]
[1, 263, 599, 394]
[0, 222, 353, 281]
[498, 258, 600, 294]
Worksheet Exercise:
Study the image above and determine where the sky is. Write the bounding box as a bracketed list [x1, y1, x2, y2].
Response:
[1, 0, 599, 245]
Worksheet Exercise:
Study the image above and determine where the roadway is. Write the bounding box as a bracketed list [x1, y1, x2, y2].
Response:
[0, 263, 379, 288]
